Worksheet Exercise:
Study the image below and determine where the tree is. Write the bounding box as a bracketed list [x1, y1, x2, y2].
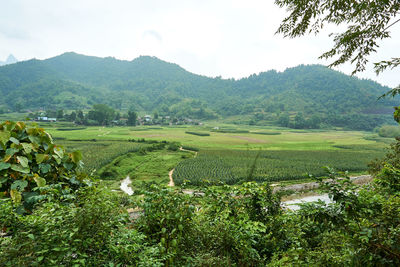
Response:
[87, 104, 115, 125]
[77, 110, 84, 120]
[114, 112, 121, 120]
[56, 109, 64, 119]
[127, 110, 137, 126]
[277, 113, 290, 127]
[275, 0, 400, 95]
[69, 111, 77, 121]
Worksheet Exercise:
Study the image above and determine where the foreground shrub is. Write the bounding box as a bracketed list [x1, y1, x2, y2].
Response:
[0, 187, 161, 266]
[0, 121, 87, 212]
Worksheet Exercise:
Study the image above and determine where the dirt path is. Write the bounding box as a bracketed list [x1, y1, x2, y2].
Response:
[168, 147, 198, 187]
[168, 169, 175, 187]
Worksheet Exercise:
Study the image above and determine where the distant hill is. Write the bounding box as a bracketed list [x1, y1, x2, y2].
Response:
[0, 52, 397, 130]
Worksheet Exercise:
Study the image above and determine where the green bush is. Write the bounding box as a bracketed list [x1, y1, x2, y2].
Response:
[185, 131, 210, 136]
[0, 187, 162, 266]
[378, 125, 400, 138]
[0, 121, 87, 212]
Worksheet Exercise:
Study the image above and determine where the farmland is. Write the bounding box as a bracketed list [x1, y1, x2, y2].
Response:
[172, 148, 384, 185]
[34, 123, 390, 186]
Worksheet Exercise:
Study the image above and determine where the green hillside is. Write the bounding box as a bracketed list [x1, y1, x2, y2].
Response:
[0, 52, 397, 129]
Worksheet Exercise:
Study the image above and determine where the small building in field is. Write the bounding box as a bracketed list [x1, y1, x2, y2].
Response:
[37, 117, 57, 122]
[144, 115, 152, 122]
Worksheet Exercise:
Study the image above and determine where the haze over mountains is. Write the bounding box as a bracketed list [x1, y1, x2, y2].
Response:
[0, 52, 397, 129]
[0, 54, 18, 66]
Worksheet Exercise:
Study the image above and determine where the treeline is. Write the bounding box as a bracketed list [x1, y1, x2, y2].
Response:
[274, 112, 395, 131]
[30, 104, 138, 126]
[0, 53, 398, 130]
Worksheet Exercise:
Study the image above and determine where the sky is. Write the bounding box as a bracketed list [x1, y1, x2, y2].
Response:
[0, 0, 399, 87]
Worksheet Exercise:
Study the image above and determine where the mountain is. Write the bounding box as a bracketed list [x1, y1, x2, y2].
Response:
[0, 52, 397, 130]
[0, 54, 18, 66]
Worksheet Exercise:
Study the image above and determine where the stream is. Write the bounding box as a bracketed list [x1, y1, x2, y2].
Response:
[120, 176, 133, 195]
[282, 194, 332, 210]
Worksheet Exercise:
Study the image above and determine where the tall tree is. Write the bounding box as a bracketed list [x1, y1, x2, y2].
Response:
[127, 110, 137, 126]
[87, 104, 115, 125]
[275, 0, 400, 95]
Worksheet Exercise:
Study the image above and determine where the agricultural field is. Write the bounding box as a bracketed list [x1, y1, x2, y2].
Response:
[98, 149, 193, 188]
[13, 122, 394, 186]
[172, 147, 385, 186]
[56, 139, 148, 174]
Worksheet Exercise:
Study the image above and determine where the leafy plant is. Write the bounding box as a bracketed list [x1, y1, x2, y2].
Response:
[0, 121, 87, 212]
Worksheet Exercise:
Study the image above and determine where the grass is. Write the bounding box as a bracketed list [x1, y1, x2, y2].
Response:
[43, 125, 391, 151]
[57, 140, 147, 174]
[13, 122, 393, 187]
[97, 149, 193, 186]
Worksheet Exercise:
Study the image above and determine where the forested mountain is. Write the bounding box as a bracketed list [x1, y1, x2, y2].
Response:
[0, 52, 397, 129]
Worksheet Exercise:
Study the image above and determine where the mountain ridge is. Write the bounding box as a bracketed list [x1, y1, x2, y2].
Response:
[0, 52, 397, 130]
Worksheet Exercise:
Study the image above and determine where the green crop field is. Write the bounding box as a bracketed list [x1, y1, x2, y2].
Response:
[16, 122, 394, 186]
[56, 139, 148, 174]
[172, 147, 385, 185]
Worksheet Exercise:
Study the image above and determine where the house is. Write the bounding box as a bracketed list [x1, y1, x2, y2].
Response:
[144, 115, 152, 122]
[37, 117, 57, 122]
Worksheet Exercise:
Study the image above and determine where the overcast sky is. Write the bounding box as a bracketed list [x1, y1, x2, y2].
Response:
[1, 0, 399, 87]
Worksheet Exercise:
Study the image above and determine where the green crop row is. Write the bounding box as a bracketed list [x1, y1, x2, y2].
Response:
[58, 140, 147, 174]
[185, 131, 210, 136]
[173, 148, 385, 186]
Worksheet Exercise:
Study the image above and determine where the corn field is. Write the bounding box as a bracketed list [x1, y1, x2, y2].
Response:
[173, 148, 384, 185]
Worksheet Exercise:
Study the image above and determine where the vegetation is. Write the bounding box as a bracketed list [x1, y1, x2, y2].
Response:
[0, 121, 88, 213]
[185, 131, 210, 136]
[275, 0, 400, 77]
[97, 148, 191, 185]
[57, 140, 147, 174]
[378, 125, 400, 138]
[173, 148, 385, 186]
[0, 53, 397, 130]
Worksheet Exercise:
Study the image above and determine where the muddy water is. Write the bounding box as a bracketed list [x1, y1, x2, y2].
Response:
[120, 176, 133, 195]
[283, 194, 332, 210]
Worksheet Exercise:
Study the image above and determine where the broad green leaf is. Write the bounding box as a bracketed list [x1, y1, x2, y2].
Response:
[6, 148, 19, 156]
[70, 151, 82, 164]
[45, 132, 53, 143]
[17, 156, 29, 168]
[11, 180, 28, 191]
[34, 176, 46, 187]
[10, 189, 22, 203]
[0, 131, 11, 144]
[0, 177, 8, 185]
[9, 137, 20, 145]
[28, 135, 41, 145]
[52, 155, 61, 165]
[22, 143, 33, 154]
[63, 162, 74, 170]
[0, 162, 11, 170]
[11, 164, 30, 174]
[54, 146, 64, 158]
[39, 163, 51, 174]
[36, 154, 47, 164]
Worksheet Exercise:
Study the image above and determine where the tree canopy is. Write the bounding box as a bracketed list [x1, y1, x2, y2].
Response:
[275, 0, 400, 94]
